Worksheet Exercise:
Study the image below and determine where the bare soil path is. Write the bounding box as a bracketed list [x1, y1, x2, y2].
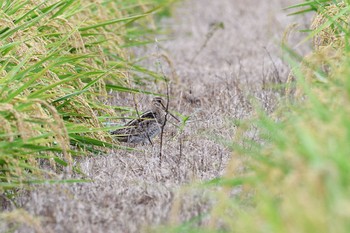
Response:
[14, 1, 310, 232]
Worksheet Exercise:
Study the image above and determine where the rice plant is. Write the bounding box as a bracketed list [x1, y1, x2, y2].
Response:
[0, 0, 173, 192]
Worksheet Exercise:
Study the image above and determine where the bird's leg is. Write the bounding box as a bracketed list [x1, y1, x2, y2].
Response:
[145, 132, 153, 146]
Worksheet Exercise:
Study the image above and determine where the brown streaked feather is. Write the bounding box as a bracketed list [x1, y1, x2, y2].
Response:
[111, 99, 165, 143]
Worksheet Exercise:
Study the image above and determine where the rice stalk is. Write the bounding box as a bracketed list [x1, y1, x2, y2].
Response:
[0, 0, 175, 190]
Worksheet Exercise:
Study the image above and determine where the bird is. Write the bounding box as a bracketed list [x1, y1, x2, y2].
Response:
[111, 97, 179, 144]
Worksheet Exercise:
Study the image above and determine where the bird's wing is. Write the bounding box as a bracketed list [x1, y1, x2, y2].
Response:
[139, 110, 157, 120]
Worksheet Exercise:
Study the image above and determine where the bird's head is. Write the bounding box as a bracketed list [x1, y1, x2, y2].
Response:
[152, 97, 166, 110]
[151, 97, 179, 122]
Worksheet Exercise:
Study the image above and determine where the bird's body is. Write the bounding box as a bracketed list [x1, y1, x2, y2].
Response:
[111, 97, 176, 144]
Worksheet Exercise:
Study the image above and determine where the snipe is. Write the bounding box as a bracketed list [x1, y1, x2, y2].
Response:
[111, 97, 178, 144]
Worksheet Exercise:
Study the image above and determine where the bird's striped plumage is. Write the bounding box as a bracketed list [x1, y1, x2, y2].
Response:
[111, 97, 176, 144]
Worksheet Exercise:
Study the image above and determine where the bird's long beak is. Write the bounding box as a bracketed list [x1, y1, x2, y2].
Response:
[160, 102, 180, 122]
[167, 111, 180, 122]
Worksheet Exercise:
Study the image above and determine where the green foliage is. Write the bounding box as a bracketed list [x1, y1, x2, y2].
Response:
[0, 0, 173, 192]
[286, 0, 346, 15]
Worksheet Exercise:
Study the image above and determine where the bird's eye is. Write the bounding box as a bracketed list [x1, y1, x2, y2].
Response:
[154, 97, 162, 103]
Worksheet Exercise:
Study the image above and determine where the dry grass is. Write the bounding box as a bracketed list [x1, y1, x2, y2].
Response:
[287, 2, 347, 97]
[159, 2, 350, 233]
[0, 0, 312, 232]
[311, 2, 349, 50]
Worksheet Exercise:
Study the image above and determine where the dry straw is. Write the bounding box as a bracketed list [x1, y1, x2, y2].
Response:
[286, 2, 348, 97]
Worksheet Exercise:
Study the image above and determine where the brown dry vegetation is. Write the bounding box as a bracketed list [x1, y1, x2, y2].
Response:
[2, 0, 312, 232]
